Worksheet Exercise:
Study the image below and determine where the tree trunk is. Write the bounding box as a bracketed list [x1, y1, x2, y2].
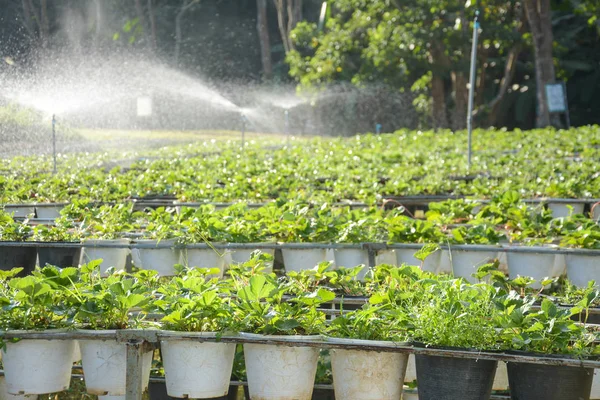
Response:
[147, 0, 158, 50]
[273, 0, 290, 53]
[272, 0, 301, 54]
[524, 0, 556, 127]
[431, 73, 449, 129]
[487, 43, 522, 125]
[451, 71, 468, 130]
[256, 0, 273, 79]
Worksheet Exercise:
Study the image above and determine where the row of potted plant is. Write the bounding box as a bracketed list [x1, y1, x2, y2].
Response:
[3, 127, 600, 206]
[0, 259, 599, 400]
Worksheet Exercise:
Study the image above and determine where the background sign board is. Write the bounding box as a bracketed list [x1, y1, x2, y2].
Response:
[545, 83, 568, 113]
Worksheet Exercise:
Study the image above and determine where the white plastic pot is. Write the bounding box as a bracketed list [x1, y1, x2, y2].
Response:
[593, 204, 600, 221]
[79, 333, 153, 396]
[159, 332, 236, 399]
[395, 247, 441, 273]
[244, 336, 320, 400]
[35, 205, 63, 219]
[2, 332, 75, 395]
[438, 249, 453, 274]
[82, 239, 130, 276]
[333, 248, 369, 279]
[506, 250, 558, 289]
[72, 340, 81, 363]
[375, 249, 397, 266]
[281, 248, 329, 273]
[132, 240, 181, 276]
[229, 247, 275, 272]
[97, 396, 125, 400]
[450, 249, 498, 283]
[4, 206, 35, 219]
[547, 202, 585, 218]
[554, 253, 567, 276]
[565, 253, 600, 288]
[331, 348, 408, 400]
[492, 361, 509, 391]
[590, 368, 600, 399]
[0, 376, 37, 400]
[180, 248, 226, 278]
[404, 354, 417, 384]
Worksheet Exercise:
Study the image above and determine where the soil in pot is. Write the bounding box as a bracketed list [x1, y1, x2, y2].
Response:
[507, 361, 593, 400]
[0, 246, 36, 275]
[37, 246, 81, 268]
[414, 354, 497, 400]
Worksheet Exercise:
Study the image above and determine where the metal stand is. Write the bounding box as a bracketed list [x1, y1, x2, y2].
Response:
[241, 113, 247, 150]
[52, 114, 57, 173]
[466, 9, 480, 171]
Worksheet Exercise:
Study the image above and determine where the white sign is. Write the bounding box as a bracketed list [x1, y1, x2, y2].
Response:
[137, 96, 153, 117]
[545, 83, 567, 113]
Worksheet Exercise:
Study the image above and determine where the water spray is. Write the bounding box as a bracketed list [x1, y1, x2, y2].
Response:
[240, 112, 248, 150]
[285, 109, 290, 147]
[51, 114, 57, 173]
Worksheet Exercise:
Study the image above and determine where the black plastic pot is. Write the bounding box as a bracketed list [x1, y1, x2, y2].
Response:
[37, 246, 82, 268]
[312, 388, 336, 400]
[415, 354, 497, 400]
[148, 381, 239, 400]
[0, 245, 37, 275]
[507, 362, 593, 400]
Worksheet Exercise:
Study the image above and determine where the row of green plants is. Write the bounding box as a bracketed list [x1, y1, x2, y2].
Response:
[2, 193, 600, 248]
[1, 257, 598, 358]
[2, 127, 600, 204]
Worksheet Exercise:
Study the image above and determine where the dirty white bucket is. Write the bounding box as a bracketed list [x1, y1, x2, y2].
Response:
[547, 202, 585, 218]
[492, 362, 509, 391]
[79, 333, 153, 396]
[82, 239, 130, 276]
[2, 332, 75, 395]
[506, 250, 558, 289]
[132, 240, 181, 276]
[404, 355, 417, 383]
[565, 253, 600, 287]
[590, 368, 600, 399]
[281, 248, 329, 273]
[331, 348, 408, 399]
[0, 376, 37, 400]
[160, 332, 236, 398]
[450, 249, 498, 283]
[333, 248, 369, 279]
[180, 248, 226, 277]
[244, 336, 320, 400]
[35, 205, 63, 219]
[376, 249, 396, 266]
[395, 247, 441, 273]
[72, 340, 81, 363]
[438, 249, 453, 274]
